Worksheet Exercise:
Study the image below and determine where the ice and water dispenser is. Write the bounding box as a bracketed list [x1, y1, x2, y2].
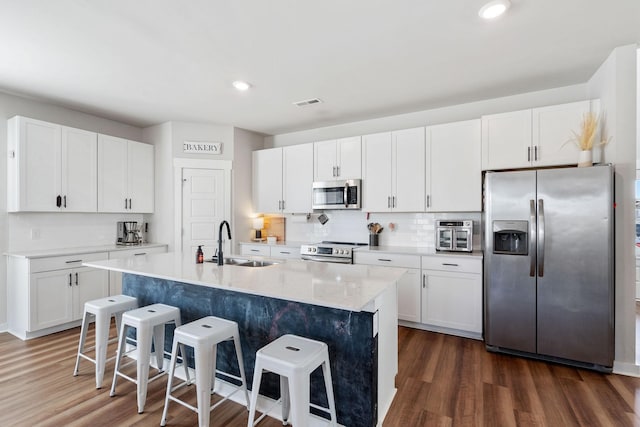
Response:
[492, 220, 528, 255]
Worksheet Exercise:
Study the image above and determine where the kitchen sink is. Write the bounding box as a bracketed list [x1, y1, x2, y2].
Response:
[205, 258, 277, 267]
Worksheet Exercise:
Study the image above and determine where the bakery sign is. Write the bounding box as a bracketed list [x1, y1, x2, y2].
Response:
[183, 141, 223, 155]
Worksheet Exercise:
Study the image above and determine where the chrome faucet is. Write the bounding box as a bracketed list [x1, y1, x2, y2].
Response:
[217, 220, 231, 265]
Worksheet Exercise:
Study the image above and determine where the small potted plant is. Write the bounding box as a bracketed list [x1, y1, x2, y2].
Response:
[567, 112, 608, 167]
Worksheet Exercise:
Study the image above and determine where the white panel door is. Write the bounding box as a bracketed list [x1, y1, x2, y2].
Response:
[182, 168, 226, 257]
[98, 134, 128, 212]
[397, 268, 421, 322]
[128, 141, 154, 212]
[393, 127, 425, 212]
[61, 126, 97, 212]
[428, 120, 481, 212]
[283, 143, 313, 213]
[30, 270, 73, 331]
[336, 136, 362, 179]
[73, 267, 109, 319]
[362, 132, 392, 212]
[20, 117, 61, 211]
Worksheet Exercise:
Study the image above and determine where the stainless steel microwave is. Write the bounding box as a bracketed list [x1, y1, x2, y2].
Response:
[312, 179, 361, 210]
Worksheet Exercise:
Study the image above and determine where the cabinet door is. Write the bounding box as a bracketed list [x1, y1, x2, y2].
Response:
[481, 109, 532, 170]
[283, 143, 313, 213]
[253, 148, 283, 213]
[15, 117, 62, 211]
[428, 120, 481, 212]
[128, 141, 155, 213]
[314, 140, 337, 181]
[421, 270, 482, 334]
[61, 126, 98, 212]
[533, 100, 591, 167]
[30, 270, 73, 331]
[73, 267, 109, 319]
[98, 134, 129, 212]
[397, 268, 421, 322]
[362, 132, 392, 212]
[393, 127, 425, 212]
[240, 244, 270, 256]
[336, 136, 362, 179]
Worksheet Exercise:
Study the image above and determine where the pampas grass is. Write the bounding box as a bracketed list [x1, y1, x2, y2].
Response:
[567, 112, 609, 151]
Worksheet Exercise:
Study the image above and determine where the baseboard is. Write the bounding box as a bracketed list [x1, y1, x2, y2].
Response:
[398, 320, 483, 341]
[613, 360, 640, 377]
[0, 323, 7, 333]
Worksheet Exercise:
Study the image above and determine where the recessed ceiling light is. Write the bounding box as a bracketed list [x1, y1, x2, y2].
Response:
[479, 0, 511, 19]
[232, 80, 251, 91]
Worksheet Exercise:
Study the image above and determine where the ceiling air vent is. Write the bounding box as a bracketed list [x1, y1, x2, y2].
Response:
[293, 98, 323, 107]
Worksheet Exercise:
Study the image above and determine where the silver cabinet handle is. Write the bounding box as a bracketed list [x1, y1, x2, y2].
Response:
[281, 200, 285, 211]
[377, 258, 392, 262]
[134, 252, 147, 256]
[426, 195, 430, 208]
[534, 146, 538, 161]
[392, 196, 396, 208]
[423, 274, 427, 288]
[529, 199, 536, 277]
[129, 198, 132, 209]
[387, 196, 391, 208]
[538, 198, 545, 277]
[336, 165, 340, 177]
[250, 249, 260, 252]
[63, 195, 67, 208]
[125, 198, 128, 209]
[279, 251, 291, 254]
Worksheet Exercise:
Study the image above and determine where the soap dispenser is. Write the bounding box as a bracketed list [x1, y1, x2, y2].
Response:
[196, 245, 204, 264]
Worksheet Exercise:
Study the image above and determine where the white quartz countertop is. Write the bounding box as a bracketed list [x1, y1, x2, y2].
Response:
[83, 251, 407, 312]
[356, 245, 484, 259]
[5, 243, 168, 259]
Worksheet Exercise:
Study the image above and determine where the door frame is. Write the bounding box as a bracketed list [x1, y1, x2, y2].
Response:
[173, 158, 232, 252]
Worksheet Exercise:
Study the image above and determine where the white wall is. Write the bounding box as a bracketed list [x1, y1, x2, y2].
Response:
[587, 44, 638, 374]
[233, 128, 266, 251]
[266, 84, 587, 147]
[0, 91, 146, 329]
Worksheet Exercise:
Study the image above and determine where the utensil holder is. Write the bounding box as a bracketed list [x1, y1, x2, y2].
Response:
[369, 234, 379, 247]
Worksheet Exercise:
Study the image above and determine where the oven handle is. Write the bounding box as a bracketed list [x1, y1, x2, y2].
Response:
[301, 256, 352, 264]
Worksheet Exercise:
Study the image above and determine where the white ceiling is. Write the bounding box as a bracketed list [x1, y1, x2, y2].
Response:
[0, 0, 638, 136]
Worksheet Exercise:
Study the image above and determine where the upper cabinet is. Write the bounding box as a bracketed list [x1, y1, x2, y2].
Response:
[97, 134, 154, 213]
[7, 116, 98, 212]
[427, 119, 481, 212]
[314, 136, 362, 181]
[253, 143, 313, 213]
[481, 100, 598, 170]
[362, 127, 425, 212]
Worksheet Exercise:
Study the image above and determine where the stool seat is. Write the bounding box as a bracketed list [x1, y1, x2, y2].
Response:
[73, 294, 138, 388]
[248, 334, 337, 427]
[161, 316, 249, 427]
[110, 303, 181, 414]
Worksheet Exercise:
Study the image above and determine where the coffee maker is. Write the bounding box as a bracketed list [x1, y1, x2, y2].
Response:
[116, 221, 141, 245]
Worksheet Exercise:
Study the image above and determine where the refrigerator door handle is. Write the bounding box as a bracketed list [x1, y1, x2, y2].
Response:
[529, 199, 536, 277]
[538, 198, 545, 277]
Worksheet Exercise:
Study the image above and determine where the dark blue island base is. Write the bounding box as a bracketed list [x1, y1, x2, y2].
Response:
[123, 274, 380, 427]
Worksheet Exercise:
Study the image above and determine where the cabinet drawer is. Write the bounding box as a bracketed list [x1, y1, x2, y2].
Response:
[240, 244, 270, 256]
[30, 252, 109, 273]
[422, 256, 482, 274]
[354, 252, 420, 269]
[109, 246, 167, 259]
[270, 246, 301, 259]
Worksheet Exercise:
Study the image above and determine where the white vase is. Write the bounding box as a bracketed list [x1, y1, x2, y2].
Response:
[578, 150, 592, 167]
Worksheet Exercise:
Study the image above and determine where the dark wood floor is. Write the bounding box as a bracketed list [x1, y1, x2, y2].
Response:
[1, 325, 639, 426]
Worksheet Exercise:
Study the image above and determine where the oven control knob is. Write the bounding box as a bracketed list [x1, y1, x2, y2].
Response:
[345, 250, 350, 255]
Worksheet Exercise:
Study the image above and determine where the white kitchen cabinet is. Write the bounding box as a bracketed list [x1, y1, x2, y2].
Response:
[98, 134, 154, 213]
[421, 256, 482, 336]
[481, 100, 597, 170]
[240, 243, 271, 257]
[362, 127, 425, 212]
[7, 116, 98, 212]
[270, 245, 301, 259]
[7, 251, 109, 339]
[427, 119, 481, 212]
[314, 136, 362, 181]
[354, 251, 421, 323]
[239, 243, 301, 259]
[252, 144, 313, 213]
[108, 245, 167, 295]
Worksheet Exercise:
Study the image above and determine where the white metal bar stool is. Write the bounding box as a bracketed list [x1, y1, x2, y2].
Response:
[73, 294, 138, 388]
[247, 334, 337, 427]
[161, 316, 250, 427]
[110, 303, 182, 414]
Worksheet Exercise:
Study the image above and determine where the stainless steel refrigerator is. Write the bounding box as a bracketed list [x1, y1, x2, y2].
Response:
[484, 165, 614, 371]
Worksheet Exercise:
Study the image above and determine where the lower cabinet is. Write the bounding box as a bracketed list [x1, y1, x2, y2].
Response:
[239, 242, 302, 259]
[421, 256, 483, 336]
[354, 250, 483, 339]
[7, 251, 109, 339]
[108, 245, 167, 295]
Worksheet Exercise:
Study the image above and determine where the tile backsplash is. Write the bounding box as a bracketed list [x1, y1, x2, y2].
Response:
[282, 211, 482, 249]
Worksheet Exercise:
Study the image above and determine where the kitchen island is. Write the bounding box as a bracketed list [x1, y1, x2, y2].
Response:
[85, 252, 406, 427]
